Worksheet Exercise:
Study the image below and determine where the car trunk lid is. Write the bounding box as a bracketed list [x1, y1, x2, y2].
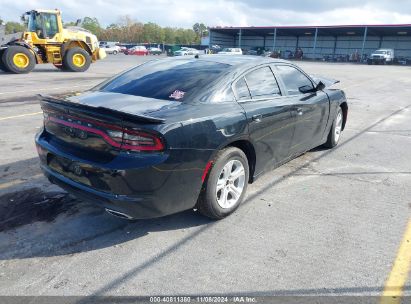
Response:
[39, 92, 167, 163]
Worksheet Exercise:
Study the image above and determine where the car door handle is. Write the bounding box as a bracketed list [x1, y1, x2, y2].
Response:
[295, 108, 303, 116]
[252, 114, 263, 122]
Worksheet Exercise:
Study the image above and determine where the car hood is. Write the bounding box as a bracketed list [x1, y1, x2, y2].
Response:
[56, 91, 183, 118]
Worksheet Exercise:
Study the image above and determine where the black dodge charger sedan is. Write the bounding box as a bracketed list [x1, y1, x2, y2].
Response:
[35, 55, 348, 220]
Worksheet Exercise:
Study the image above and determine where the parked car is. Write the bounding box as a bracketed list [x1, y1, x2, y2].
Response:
[104, 45, 121, 55]
[118, 46, 128, 53]
[148, 47, 162, 55]
[246, 47, 267, 56]
[99, 41, 120, 48]
[35, 55, 348, 220]
[124, 46, 149, 56]
[174, 47, 200, 56]
[210, 45, 222, 54]
[219, 48, 243, 55]
[367, 48, 394, 65]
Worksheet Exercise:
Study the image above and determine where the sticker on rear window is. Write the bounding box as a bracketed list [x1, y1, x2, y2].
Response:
[169, 90, 185, 100]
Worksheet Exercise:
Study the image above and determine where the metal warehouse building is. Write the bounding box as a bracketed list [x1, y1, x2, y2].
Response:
[209, 24, 411, 61]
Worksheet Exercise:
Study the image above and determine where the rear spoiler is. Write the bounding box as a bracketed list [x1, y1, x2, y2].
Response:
[310, 75, 340, 88]
[37, 94, 165, 124]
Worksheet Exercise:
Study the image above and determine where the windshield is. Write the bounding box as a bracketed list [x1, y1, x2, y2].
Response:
[27, 12, 58, 38]
[375, 50, 387, 54]
[98, 60, 231, 101]
[222, 48, 232, 52]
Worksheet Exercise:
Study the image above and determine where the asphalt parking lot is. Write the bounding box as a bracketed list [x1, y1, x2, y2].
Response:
[0, 54, 410, 298]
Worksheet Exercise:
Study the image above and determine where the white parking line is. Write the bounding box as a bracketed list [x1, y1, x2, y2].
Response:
[0, 84, 93, 95]
[0, 112, 42, 121]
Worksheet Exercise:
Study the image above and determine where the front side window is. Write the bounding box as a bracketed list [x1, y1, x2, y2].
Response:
[27, 12, 58, 38]
[275, 65, 314, 95]
[43, 13, 58, 38]
[244, 66, 281, 98]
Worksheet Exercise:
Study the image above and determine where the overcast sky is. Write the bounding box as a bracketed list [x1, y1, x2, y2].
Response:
[1, 0, 411, 28]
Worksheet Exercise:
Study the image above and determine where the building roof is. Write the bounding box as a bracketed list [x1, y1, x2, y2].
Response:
[210, 24, 411, 37]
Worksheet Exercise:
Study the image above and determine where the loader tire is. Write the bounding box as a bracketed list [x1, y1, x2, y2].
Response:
[63, 47, 91, 72]
[0, 49, 8, 72]
[3, 46, 35, 74]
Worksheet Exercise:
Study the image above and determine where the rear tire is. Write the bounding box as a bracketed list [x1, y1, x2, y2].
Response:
[63, 47, 91, 72]
[197, 147, 249, 220]
[2, 45, 35, 74]
[113, 50, 118, 55]
[324, 107, 343, 148]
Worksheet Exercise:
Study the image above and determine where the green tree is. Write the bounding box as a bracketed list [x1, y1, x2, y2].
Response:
[63, 21, 77, 27]
[129, 22, 144, 43]
[174, 28, 197, 44]
[0, 17, 4, 25]
[68, 14, 202, 45]
[81, 17, 101, 34]
[5, 21, 25, 34]
[142, 22, 164, 43]
[163, 27, 176, 44]
[193, 23, 208, 38]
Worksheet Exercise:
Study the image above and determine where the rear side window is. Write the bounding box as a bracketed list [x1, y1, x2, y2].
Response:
[275, 65, 314, 95]
[99, 60, 231, 101]
[234, 77, 251, 100]
[244, 66, 281, 98]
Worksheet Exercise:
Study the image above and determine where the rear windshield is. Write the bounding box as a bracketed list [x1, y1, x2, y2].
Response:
[98, 60, 231, 101]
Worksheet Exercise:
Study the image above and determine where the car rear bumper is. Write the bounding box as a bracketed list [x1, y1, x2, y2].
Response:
[35, 130, 210, 219]
[41, 165, 164, 219]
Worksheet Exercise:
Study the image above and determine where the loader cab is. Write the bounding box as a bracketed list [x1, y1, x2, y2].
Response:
[24, 10, 62, 40]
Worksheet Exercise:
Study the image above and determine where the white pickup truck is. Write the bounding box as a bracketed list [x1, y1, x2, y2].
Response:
[367, 49, 394, 65]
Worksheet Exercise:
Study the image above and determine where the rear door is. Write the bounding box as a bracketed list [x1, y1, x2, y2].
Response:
[274, 64, 330, 155]
[233, 65, 295, 175]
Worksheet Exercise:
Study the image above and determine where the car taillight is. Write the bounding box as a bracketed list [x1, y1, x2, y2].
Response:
[110, 129, 164, 152]
[45, 111, 164, 152]
[122, 129, 164, 151]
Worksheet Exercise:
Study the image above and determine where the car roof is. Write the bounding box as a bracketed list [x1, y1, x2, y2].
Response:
[165, 54, 290, 68]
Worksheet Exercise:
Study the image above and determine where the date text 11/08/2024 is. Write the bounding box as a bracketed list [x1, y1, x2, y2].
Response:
[149, 296, 257, 303]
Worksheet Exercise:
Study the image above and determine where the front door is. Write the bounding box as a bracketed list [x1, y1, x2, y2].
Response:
[274, 64, 330, 155]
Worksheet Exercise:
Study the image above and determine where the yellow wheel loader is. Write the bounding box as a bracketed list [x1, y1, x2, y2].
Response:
[0, 9, 106, 74]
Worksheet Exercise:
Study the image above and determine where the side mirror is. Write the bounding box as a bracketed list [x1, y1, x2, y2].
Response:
[299, 85, 315, 94]
[315, 81, 325, 91]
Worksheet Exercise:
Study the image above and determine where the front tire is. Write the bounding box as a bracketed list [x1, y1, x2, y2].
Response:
[324, 107, 343, 148]
[197, 147, 249, 220]
[63, 47, 91, 72]
[2, 46, 35, 74]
